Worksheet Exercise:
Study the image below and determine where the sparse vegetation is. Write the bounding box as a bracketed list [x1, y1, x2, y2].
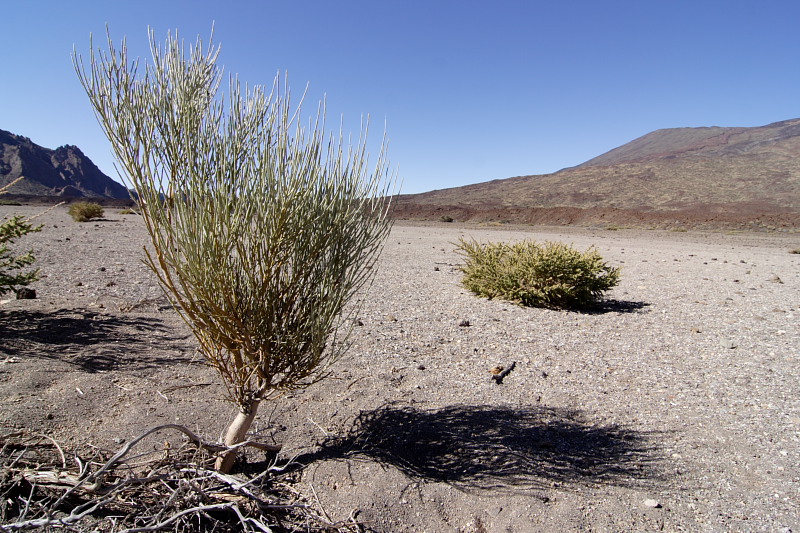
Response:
[119, 208, 136, 215]
[456, 237, 620, 309]
[0, 215, 41, 297]
[68, 201, 104, 222]
[1, 179, 42, 296]
[790, 248, 800, 254]
[75, 29, 394, 473]
[440, 215, 454, 223]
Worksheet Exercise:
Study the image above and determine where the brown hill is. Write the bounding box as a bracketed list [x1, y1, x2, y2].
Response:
[392, 119, 800, 231]
[0, 128, 129, 199]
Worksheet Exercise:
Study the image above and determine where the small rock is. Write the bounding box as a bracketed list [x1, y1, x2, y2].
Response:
[721, 339, 738, 349]
[459, 319, 470, 327]
[15, 288, 36, 299]
[417, 364, 426, 371]
[769, 274, 783, 284]
[643, 499, 661, 508]
[113, 437, 126, 445]
[489, 366, 504, 375]
[433, 266, 440, 271]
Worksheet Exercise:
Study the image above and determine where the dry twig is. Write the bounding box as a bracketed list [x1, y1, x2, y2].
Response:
[0, 426, 361, 532]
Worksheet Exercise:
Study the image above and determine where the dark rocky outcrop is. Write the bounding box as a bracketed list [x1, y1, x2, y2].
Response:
[0, 128, 129, 199]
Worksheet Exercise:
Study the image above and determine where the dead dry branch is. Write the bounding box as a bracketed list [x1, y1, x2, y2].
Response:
[0, 427, 361, 532]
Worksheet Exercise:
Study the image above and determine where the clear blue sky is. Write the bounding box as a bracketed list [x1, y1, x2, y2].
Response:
[2, 1, 799, 194]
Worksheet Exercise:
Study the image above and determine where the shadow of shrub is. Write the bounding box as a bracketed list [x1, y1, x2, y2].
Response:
[304, 403, 662, 492]
[579, 299, 650, 315]
[0, 308, 194, 372]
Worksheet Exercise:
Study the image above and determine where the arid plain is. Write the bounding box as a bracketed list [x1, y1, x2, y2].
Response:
[1, 205, 799, 532]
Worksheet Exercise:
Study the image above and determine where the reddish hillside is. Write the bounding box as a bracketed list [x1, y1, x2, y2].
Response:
[392, 119, 800, 231]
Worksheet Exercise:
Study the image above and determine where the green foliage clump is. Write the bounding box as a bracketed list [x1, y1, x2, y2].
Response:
[440, 215, 454, 223]
[68, 202, 104, 222]
[0, 215, 42, 296]
[456, 238, 621, 309]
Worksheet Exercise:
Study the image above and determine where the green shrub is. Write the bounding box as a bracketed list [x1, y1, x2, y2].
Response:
[790, 248, 800, 255]
[1, 178, 42, 296]
[439, 215, 454, 223]
[0, 215, 42, 296]
[75, 28, 395, 473]
[68, 202, 104, 222]
[456, 238, 621, 309]
[119, 208, 136, 215]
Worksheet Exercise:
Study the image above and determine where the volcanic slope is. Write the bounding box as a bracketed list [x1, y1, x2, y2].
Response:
[392, 118, 800, 229]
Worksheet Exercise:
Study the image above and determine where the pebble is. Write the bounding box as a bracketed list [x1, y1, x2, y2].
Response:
[643, 499, 661, 508]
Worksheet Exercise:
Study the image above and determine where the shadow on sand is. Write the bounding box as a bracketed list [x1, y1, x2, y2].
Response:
[299, 403, 662, 492]
[0, 307, 194, 372]
[581, 299, 650, 315]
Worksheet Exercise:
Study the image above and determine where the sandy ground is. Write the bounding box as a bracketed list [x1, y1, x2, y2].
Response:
[1, 205, 799, 532]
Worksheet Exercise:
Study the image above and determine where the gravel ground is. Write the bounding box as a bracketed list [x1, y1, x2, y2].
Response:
[1, 205, 799, 532]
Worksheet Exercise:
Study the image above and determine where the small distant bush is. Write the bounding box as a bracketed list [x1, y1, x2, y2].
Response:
[68, 202, 104, 222]
[456, 238, 621, 309]
[119, 208, 136, 215]
[0, 200, 22, 206]
[790, 248, 800, 254]
[440, 215, 454, 223]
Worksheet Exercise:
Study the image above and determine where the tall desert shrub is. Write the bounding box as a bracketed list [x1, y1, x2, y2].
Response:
[456, 238, 620, 309]
[74, 30, 395, 472]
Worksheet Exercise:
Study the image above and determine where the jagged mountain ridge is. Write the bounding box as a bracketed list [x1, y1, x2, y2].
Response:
[392, 119, 800, 229]
[0, 128, 128, 199]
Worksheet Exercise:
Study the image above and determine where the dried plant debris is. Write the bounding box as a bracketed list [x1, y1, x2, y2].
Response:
[490, 362, 516, 384]
[0, 427, 363, 532]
